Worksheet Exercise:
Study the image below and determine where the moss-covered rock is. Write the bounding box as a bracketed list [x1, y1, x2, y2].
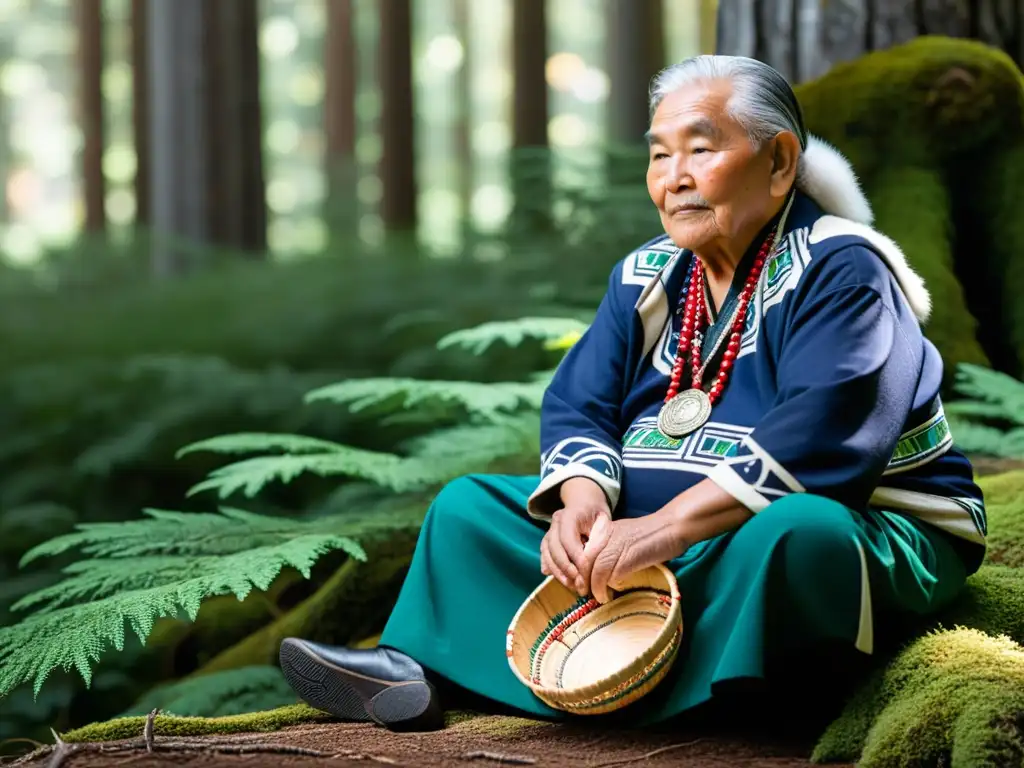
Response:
[797, 37, 1024, 177]
[795, 36, 1024, 379]
[60, 703, 330, 743]
[813, 469, 1024, 765]
[965, 141, 1024, 377]
[979, 470, 1024, 568]
[813, 628, 1024, 767]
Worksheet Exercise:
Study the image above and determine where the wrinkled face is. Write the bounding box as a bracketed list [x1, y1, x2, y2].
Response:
[646, 79, 778, 254]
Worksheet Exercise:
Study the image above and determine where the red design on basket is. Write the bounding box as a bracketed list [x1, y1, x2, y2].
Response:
[531, 599, 599, 683]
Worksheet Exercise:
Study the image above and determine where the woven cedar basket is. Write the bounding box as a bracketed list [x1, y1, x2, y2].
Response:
[506, 564, 682, 715]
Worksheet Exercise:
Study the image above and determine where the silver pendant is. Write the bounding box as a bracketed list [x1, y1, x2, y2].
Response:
[658, 389, 712, 438]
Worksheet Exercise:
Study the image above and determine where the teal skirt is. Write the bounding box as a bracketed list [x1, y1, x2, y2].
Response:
[379, 474, 969, 725]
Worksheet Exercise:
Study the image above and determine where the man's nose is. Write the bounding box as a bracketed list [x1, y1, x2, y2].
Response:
[664, 156, 691, 192]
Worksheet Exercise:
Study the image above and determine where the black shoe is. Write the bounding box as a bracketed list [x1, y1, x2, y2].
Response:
[279, 638, 444, 731]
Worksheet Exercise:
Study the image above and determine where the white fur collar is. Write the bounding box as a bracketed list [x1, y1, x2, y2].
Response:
[799, 135, 932, 324]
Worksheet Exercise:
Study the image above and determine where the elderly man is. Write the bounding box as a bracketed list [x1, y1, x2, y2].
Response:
[279, 55, 985, 731]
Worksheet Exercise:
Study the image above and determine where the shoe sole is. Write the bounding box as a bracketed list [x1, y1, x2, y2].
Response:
[279, 638, 440, 730]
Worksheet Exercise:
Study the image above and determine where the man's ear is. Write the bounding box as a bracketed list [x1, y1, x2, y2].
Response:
[769, 131, 801, 197]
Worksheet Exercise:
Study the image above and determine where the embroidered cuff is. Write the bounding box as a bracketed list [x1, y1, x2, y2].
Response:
[527, 464, 621, 521]
[706, 437, 804, 513]
[527, 437, 622, 521]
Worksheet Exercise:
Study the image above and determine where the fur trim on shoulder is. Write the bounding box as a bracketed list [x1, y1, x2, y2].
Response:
[797, 136, 874, 226]
[808, 215, 932, 324]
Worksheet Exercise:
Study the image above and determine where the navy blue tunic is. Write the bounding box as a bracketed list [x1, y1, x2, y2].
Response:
[528, 191, 986, 569]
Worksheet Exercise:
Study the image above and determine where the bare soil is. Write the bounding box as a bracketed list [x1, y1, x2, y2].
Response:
[7, 715, 850, 768]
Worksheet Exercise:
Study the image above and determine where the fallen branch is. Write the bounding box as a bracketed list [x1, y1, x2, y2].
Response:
[588, 739, 704, 768]
[462, 750, 537, 764]
[144, 708, 160, 752]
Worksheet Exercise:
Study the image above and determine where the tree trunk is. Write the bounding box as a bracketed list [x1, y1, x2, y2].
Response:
[78, 0, 105, 233]
[700, 0, 719, 54]
[377, 0, 417, 231]
[323, 0, 358, 240]
[510, 0, 550, 234]
[145, 0, 265, 276]
[131, 0, 150, 227]
[719, 0, 1024, 83]
[203, 0, 266, 254]
[453, 0, 474, 241]
[606, 0, 664, 144]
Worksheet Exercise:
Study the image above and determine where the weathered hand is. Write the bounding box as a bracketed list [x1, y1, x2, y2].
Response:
[582, 514, 688, 604]
[540, 501, 611, 596]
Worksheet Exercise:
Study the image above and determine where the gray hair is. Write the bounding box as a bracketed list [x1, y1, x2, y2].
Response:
[649, 55, 808, 152]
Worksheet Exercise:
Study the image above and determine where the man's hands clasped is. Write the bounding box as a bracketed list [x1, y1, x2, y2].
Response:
[540, 488, 688, 605]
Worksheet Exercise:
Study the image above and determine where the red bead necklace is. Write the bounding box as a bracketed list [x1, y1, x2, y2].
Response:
[656, 228, 776, 438]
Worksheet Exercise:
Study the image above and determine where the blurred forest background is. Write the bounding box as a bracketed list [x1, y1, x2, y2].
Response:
[2, 0, 1024, 760]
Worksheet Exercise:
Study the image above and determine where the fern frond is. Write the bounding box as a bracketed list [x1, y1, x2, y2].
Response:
[20, 507, 360, 566]
[185, 450, 408, 499]
[944, 401, 1016, 420]
[121, 666, 298, 718]
[404, 413, 541, 459]
[952, 364, 1024, 425]
[949, 419, 1024, 458]
[13, 534, 363, 614]
[1, 504, 427, 698]
[176, 433, 348, 460]
[436, 317, 589, 355]
[303, 378, 544, 420]
[0, 535, 353, 697]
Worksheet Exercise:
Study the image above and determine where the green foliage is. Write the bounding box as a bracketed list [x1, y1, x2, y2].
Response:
[812, 470, 1024, 767]
[120, 666, 298, 718]
[436, 316, 588, 355]
[947, 364, 1024, 458]
[813, 627, 1024, 767]
[977, 471, 1024, 568]
[0, 507, 393, 697]
[61, 703, 332, 743]
[796, 36, 1024, 377]
[0, 315, 560, 720]
[176, 318, 562, 502]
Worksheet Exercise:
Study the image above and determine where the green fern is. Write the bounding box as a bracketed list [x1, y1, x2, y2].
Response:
[0, 505, 429, 698]
[19, 506, 360, 565]
[304, 377, 544, 421]
[120, 666, 298, 718]
[436, 316, 589, 355]
[176, 433, 350, 459]
[184, 451, 407, 499]
[182, 413, 541, 500]
[946, 363, 1024, 457]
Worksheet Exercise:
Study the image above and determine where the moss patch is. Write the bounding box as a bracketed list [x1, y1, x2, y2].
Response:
[813, 629, 1024, 767]
[794, 36, 1024, 378]
[864, 164, 988, 376]
[61, 703, 331, 743]
[448, 713, 556, 740]
[812, 470, 1024, 764]
[980, 470, 1024, 568]
[796, 37, 1024, 179]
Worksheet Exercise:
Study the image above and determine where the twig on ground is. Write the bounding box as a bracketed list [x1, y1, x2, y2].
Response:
[44, 731, 70, 768]
[144, 708, 160, 753]
[462, 750, 537, 765]
[159, 741, 337, 757]
[587, 739, 704, 768]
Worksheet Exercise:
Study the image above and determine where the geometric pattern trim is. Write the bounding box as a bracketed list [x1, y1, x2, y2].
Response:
[884, 404, 953, 475]
[621, 418, 753, 473]
[541, 436, 622, 484]
[706, 436, 806, 512]
[622, 239, 679, 287]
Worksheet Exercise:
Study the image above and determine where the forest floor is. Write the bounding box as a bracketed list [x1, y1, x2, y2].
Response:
[10, 713, 852, 768]
[11, 457, 1023, 768]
